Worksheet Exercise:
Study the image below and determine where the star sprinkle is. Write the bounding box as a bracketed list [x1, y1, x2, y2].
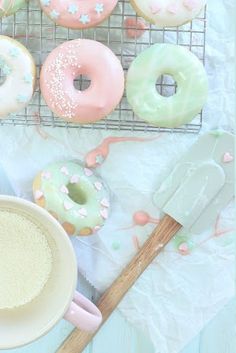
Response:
[41, 0, 50, 6]
[2, 65, 11, 75]
[79, 14, 90, 25]
[95, 154, 104, 165]
[50, 9, 59, 19]
[68, 4, 78, 14]
[24, 73, 33, 84]
[95, 3, 104, 14]
[9, 47, 20, 58]
[17, 94, 28, 103]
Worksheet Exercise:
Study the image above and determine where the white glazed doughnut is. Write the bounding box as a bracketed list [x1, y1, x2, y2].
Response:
[0, 36, 36, 118]
[33, 161, 110, 237]
[130, 0, 206, 27]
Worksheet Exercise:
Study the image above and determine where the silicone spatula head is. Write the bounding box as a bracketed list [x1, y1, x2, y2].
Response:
[153, 131, 234, 234]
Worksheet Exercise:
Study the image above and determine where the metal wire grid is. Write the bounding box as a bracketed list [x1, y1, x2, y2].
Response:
[0, 0, 207, 133]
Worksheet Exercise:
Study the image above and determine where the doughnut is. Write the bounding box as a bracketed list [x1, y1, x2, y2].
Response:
[0, 0, 27, 18]
[40, 39, 124, 124]
[39, 0, 118, 29]
[0, 36, 36, 118]
[126, 44, 208, 128]
[32, 161, 110, 236]
[130, 0, 206, 27]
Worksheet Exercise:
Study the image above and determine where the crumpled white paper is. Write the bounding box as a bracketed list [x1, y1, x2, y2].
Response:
[0, 0, 234, 352]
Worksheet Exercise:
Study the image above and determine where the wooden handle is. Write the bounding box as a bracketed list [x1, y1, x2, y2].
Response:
[57, 215, 181, 353]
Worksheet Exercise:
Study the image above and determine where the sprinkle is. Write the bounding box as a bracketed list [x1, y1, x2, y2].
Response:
[183, 0, 199, 10]
[94, 181, 102, 191]
[100, 198, 110, 208]
[68, 4, 78, 14]
[100, 209, 108, 220]
[112, 241, 120, 250]
[17, 94, 28, 103]
[34, 190, 44, 200]
[70, 175, 80, 184]
[167, 4, 178, 14]
[41, 0, 50, 5]
[60, 185, 69, 194]
[84, 168, 93, 176]
[50, 9, 59, 19]
[24, 73, 33, 84]
[95, 3, 104, 14]
[94, 225, 101, 232]
[64, 201, 73, 211]
[95, 154, 104, 165]
[223, 152, 234, 163]
[149, 1, 162, 14]
[2, 65, 11, 75]
[78, 208, 87, 218]
[41, 171, 51, 180]
[9, 47, 20, 58]
[79, 14, 90, 25]
[178, 242, 189, 255]
[60, 166, 69, 175]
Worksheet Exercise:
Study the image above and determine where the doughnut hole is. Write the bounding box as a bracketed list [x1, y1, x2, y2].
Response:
[73, 74, 91, 91]
[156, 74, 177, 97]
[67, 183, 87, 205]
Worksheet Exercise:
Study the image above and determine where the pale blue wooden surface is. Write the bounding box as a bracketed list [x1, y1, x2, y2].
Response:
[0, 165, 235, 353]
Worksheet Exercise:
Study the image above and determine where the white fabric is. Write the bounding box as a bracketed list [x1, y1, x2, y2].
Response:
[0, 0, 234, 352]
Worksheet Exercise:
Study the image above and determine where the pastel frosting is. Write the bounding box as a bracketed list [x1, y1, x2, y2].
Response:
[130, 0, 206, 27]
[40, 39, 124, 124]
[0, 0, 27, 18]
[0, 35, 36, 119]
[39, 0, 119, 29]
[126, 43, 208, 128]
[33, 161, 110, 236]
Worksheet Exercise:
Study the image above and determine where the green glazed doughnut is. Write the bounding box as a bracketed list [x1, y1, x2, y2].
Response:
[33, 161, 110, 237]
[0, 0, 27, 18]
[126, 43, 208, 128]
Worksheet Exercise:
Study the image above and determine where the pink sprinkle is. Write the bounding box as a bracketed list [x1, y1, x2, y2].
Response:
[94, 181, 103, 191]
[149, 1, 162, 14]
[35, 190, 44, 200]
[60, 166, 69, 176]
[84, 168, 93, 177]
[64, 201, 73, 211]
[100, 209, 108, 220]
[178, 242, 189, 255]
[101, 198, 110, 208]
[41, 171, 51, 180]
[78, 208, 87, 218]
[60, 185, 69, 194]
[183, 0, 199, 10]
[167, 4, 178, 14]
[70, 175, 80, 184]
[223, 152, 234, 163]
[94, 225, 101, 232]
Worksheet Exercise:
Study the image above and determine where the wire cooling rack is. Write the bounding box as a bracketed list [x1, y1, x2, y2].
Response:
[0, 0, 206, 133]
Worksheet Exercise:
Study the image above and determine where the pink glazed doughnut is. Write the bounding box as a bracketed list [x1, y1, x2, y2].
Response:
[39, 0, 119, 29]
[40, 39, 124, 123]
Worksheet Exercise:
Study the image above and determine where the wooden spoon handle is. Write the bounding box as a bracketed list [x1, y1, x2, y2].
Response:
[57, 215, 181, 353]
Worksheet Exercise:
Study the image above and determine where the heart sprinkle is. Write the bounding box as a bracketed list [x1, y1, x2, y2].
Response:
[70, 175, 80, 184]
[60, 185, 69, 194]
[101, 198, 110, 208]
[35, 190, 44, 200]
[84, 168, 93, 177]
[41, 171, 51, 180]
[100, 209, 108, 220]
[149, 1, 162, 14]
[64, 201, 73, 211]
[94, 182, 102, 191]
[223, 152, 234, 163]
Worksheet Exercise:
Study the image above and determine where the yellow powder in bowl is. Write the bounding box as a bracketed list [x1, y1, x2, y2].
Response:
[0, 209, 52, 309]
